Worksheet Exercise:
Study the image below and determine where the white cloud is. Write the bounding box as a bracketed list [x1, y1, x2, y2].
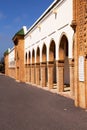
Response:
[14, 17, 21, 23]
[0, 12, 6, 20]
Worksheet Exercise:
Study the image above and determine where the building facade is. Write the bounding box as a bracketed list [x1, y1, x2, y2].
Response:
[4, 0, 87, 109]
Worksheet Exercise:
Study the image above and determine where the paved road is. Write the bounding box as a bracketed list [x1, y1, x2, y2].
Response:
[0, 74, 87, 130]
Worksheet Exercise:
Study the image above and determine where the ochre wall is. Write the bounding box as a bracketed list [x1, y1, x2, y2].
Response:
[4, 55, 9, 76]
[74, 0, 87, 108]
[15, 36, 25, 82]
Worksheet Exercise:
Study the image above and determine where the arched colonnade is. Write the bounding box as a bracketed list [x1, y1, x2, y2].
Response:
[25, 34, 74, 96]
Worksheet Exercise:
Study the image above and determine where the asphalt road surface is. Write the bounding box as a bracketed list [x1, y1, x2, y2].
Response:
[0, 74, 87, 130]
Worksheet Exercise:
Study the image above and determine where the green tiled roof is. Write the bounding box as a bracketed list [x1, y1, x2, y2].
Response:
[15, 28, 25, 36]
[17, 28, 24, 35]
[12, 27, 25, 41]
[4, 49, 9, 56]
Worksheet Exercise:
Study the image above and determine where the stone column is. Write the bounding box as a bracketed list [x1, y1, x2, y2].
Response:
[47, 61, 54, 89]
[40, 62, 46, 87]
[26, 64, 29, 82]
[35, 63, 40, 85]
[25, 64, 27, 82]
[16, 66, 19, 81]
[28, 64, 31, 83]
[56, 60, 64, 92]
[69, 59, 74, 97]
[27, 64, 29, 82]
[31, 64, 35, 84]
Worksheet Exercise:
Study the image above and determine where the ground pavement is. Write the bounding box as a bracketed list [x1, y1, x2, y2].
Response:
[0, 74, 87, 130]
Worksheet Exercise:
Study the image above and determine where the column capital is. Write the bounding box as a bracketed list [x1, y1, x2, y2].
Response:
[35, 63, 40, 68]
[25, 64, 27, 67]
[47, 61, 54, 67]
[27, 64, 30, 67]
[31, 63, 35, 68]
[56, 60, 64, 67]
[35, 63, 40, 65]
[69, 59, 74, 67]
[40, 62, 46, 67]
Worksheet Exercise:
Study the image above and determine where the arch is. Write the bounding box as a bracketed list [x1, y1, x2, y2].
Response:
[36, 47, 40, 63]
[41, 43, 47, 87]
[36, 47, 40, 85]
[31, 49, 35, 84]
[59, 34, 70, 88]
[59, 35, 68, 60]
[28, 51, 31, 64]
[49, 40, 56, 61]
[32, 49, 35, 64]
[25, 52, 27, 64]
[42, 44, 47, 62]
[49, 40, 56, 84]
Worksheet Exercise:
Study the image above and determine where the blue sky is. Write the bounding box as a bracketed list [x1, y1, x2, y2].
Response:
[0, 0, 53, 58]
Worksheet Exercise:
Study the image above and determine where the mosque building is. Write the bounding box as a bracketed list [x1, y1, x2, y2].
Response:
[4, 0, 87, 109]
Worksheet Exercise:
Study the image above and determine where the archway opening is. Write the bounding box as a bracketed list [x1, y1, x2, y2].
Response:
[36, 47, 40, 85]
[25, 52, 27, 64]
[32, 49, 35, 83]
[28, 51, 31, 64]
[25, 52, 28, 82]
[32, 49, 35, 64]
[42, 44, 47, 86]
[59, 35, 70, 91]
[49, 40, 57, 88]
[28, 51, 31, 82]
[42, 44, 47, 62]
[36, 47, 40, 63]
